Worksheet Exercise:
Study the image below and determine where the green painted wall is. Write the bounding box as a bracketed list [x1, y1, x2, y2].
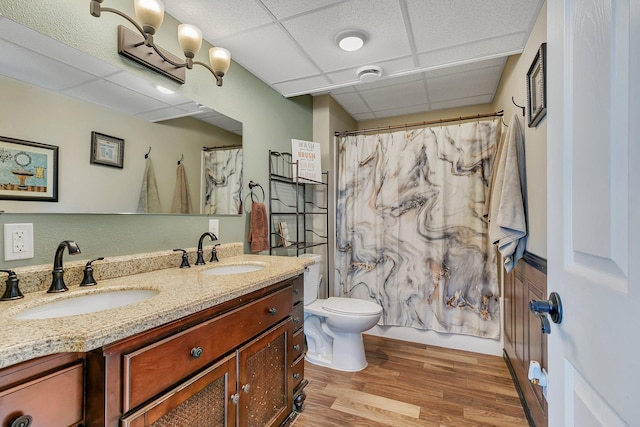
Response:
[0, 0, 313, 267]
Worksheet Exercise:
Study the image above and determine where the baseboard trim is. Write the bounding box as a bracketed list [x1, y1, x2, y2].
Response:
[503, 350, 536, 427]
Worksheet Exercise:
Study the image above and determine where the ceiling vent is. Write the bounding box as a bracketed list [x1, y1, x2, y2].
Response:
[356, 65, 382, 82]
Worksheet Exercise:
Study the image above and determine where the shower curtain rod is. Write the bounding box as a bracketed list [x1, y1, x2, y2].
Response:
[334, 110, 504, 137]
[202, 144, 242, 151]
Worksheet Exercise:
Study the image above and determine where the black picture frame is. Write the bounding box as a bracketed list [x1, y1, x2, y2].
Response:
[91, 131, 125, 169]
[0, 135, 59, 202]
[527, 43, 547, 128]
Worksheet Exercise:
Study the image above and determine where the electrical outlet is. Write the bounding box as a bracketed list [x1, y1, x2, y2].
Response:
[209, 219, 220, 239]
[4, 223, 34, 261]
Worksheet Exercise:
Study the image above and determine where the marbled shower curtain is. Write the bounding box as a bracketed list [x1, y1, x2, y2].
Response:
[336, 120, 501, 338]
[203, 147, 243, 215]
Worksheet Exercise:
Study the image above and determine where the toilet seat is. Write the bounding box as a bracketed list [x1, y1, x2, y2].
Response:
[321, 297, 382, 316]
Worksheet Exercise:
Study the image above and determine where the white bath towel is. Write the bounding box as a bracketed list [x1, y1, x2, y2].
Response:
[137, 157, 161, 213]
[488, 113, 528, 272]
[171, 163, 193, 214]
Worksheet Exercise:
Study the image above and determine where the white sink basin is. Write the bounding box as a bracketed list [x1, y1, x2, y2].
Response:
[201, 264, 265, 275]
[14, 289, 158, 320]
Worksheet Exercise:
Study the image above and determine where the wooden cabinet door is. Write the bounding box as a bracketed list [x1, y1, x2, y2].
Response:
[121, 354, 236, 427]
[237, 320, 290, 427]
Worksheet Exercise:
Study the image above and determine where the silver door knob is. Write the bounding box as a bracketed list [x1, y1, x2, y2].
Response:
[529, 292, 563, 334]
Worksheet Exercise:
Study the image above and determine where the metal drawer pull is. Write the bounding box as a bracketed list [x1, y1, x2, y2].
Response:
[294, 288, 300, 295]
[231, 393, 240, 405]
[293, 344, 300, 351]
[293, 317, 300, 324]
[242, 383, 251, 393]
[268, 307, 277, 315]
[293, 373, 300, 380]
[190, 346, 203, 359]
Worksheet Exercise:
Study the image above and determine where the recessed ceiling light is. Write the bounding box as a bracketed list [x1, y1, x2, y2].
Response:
[156, 85, 174, 94]
[336, 30, 368, 52]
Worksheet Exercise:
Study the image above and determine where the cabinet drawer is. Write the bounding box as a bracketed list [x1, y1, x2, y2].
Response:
[0, 363, 83, 427]
[121, 354, 236, 427]
[291, 328, 305, 363]
[290, 357, 304, 392]
[292, 302, 304, 332]
[292, 275, 304, 305]
[123, 286, 292, 412]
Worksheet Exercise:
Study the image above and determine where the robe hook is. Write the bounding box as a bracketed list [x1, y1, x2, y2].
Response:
[144, 147, 151, 159]
[178, 154, 184, 165]
[512, 96, 525, 116]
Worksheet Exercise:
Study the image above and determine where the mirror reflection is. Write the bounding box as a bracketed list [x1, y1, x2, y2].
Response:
[0, 16, 242, 215]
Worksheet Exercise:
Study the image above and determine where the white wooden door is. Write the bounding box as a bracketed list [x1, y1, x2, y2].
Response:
[546, 0, 639, 426]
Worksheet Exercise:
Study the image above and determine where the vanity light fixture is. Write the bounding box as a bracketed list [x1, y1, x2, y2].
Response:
[90, 0, 231, 87]
[336, 30, 367, 52]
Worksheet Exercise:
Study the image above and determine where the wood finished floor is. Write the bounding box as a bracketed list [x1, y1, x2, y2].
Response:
[294, 335, 528, 427]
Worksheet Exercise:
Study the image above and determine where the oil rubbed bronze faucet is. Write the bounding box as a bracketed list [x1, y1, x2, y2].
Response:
[48, 240, 81, 293]
[196, 232, 218, 265]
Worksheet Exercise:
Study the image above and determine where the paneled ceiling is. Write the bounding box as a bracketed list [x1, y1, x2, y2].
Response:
[164, 0, 544, 120]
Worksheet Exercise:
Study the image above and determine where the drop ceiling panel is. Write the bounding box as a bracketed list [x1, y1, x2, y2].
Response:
[164, 0, 272, 40]
[261, 0, 344, 19]
[331, 92, 370, 115]
[430, 94, 494, 111]
[407, 0, 540, 53]
[425, 57, 506, 78]
[0, 39, 97, 92]
[358, 79, 428, 112]
[217, 24, 320, 84]
[282, 0, 411, 72]
[417, 33, 525, 70]
[427, 67, 501, 103]
[272, 75, 333, 96]
[63, 80, 169, 116]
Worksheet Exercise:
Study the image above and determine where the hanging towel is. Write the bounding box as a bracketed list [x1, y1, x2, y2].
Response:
[171, 163, 193, 214]
[488, 113, 528, 272]
[137, 157, 162, 213]
[248, 201, 269, 252]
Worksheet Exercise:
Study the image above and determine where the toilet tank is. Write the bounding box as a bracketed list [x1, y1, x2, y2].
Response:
[299, 253, 322, 305]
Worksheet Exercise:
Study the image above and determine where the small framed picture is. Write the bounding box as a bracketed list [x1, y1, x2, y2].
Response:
[0, 135, 58, 202]
[91, 131, 124, 168]
[527, 43, 547, 128]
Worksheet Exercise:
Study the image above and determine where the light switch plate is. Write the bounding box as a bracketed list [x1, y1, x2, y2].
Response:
[4, 223, 34, 261]
[209, 219, 219, 238]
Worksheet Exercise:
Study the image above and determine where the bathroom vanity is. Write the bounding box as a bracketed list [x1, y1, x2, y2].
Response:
[0, 250, 311, 427]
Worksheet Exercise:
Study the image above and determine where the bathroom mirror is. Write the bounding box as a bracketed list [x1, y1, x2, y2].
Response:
[0, 16, 243, 215]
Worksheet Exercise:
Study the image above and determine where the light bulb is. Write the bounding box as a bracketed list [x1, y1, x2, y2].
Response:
[134, 0, 165, 35]
[209, 47, 231, 76]
[178, 24, 203, 58]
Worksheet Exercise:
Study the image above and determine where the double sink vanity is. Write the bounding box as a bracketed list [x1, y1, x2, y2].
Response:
[0, 243, 311, 426]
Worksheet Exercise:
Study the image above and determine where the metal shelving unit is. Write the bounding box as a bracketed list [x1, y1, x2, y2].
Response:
[268, 150, 329, 286]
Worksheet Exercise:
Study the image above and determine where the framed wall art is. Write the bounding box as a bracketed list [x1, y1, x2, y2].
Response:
[0, 136, 58, 202]
[527, 42, 547, 127]
[91, 131, 124, 168]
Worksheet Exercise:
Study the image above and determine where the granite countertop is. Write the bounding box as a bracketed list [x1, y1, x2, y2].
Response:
[0, 253, 312, 369]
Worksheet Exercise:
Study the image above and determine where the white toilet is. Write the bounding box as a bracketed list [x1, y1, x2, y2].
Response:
[300, 254, 383, 372]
